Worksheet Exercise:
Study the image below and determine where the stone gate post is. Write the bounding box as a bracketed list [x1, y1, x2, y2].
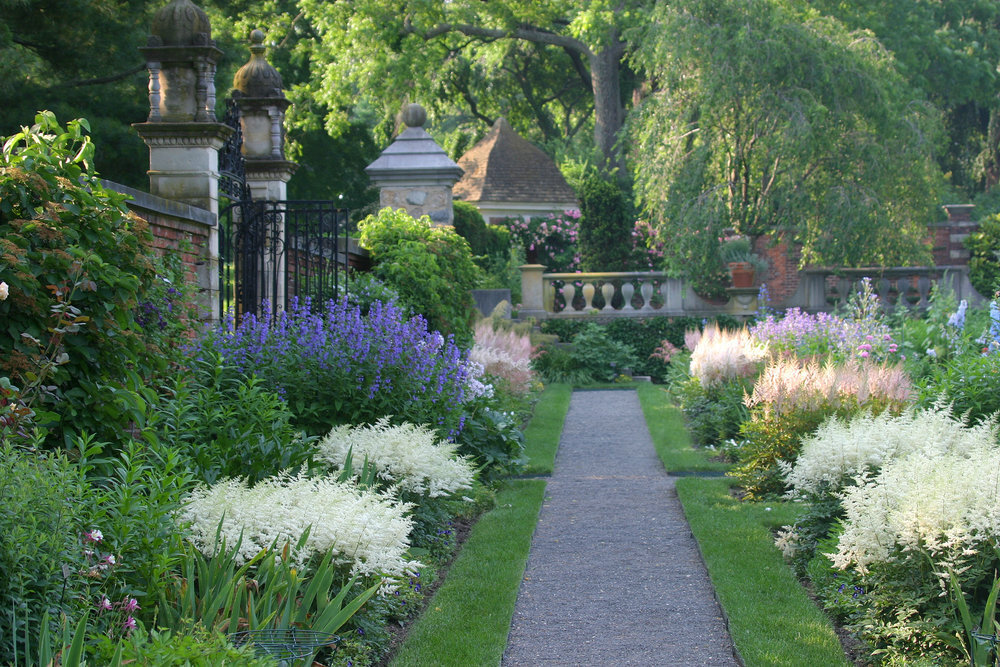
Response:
[232, 28, 297, 308]
[365, 104, 464, 226]
[133, 0, 230, 321]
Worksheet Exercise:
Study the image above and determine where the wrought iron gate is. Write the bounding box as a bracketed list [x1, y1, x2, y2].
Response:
[218, 98, 349, 318]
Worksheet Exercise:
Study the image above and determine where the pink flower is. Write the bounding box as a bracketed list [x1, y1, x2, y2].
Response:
[858, 350, 870, 358]
[83, 529, 103, 543]
[121, 597, 140, 613]
[104, 554, 116, 566]
[98, 596, 113, 612]
[123, 616, 136, 633]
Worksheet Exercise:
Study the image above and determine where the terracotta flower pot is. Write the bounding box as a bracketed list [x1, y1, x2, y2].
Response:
[728, 262, 755, 288]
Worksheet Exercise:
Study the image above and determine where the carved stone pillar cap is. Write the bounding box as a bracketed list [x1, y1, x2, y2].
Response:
[233, 29, 285, 99]
[365, 102, 463, 184]
[150, 0, 213, 47]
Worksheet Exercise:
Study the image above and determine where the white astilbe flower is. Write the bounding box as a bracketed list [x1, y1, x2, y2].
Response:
[180, 474, 418, 578]
[831, 444, 1000, 574]
[786, 404, 999, 498]
[317, 418, 476, 498]
[688, 324, 769, 388]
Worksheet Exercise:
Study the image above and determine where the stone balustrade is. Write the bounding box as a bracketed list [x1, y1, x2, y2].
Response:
[517, 263, 985, 321]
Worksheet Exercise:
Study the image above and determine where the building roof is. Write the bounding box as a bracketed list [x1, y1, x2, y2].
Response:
[453, 118, 577, 205]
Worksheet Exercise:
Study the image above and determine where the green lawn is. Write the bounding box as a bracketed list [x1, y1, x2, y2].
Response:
[519, 383, 572, 476]
[676, 478, 849, 666]
[636, 382, 729, 473]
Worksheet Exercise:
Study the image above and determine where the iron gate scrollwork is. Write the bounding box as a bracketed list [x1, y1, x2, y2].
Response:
[218, 97, 349, 319]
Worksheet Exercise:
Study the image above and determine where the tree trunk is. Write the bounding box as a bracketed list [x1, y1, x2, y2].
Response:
[589, 42, 625, 173]
[984, 105, 1000, 190]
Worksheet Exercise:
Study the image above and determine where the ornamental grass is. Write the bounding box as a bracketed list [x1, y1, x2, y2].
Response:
[316, 418, 476, 498]
[180, 474, 417, 578]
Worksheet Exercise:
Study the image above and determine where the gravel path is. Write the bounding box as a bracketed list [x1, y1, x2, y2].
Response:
[502, 389, 738, 666]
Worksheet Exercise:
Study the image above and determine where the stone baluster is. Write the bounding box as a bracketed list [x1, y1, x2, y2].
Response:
[582, 282, 596, 310]
[621, 281, 635, 311]
[601, 282, 615, 311]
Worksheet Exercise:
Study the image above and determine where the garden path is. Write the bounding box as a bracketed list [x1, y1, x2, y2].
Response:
[502, 389, 738, 666]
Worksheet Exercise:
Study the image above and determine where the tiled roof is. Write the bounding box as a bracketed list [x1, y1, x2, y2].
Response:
[453, 118, 577, 204]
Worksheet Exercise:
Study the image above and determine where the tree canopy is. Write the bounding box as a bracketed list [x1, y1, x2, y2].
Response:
[630, 0, 944, 276]
[293, 0, 648, 169]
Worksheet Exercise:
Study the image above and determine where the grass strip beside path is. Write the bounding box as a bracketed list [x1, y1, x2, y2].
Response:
[389, 383, 570, 665]
[676, 478, 849, 667]
[520, 382, 571, 476]
[636, 383, 729, 473]
[389, 478, 546, 666]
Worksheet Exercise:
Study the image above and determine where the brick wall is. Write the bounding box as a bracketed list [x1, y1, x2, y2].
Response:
[103, 180, 216, 301]
[932, 204, 978, 267]
[755, 232, 802, 304]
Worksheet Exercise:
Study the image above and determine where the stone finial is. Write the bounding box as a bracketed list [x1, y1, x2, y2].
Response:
[150, 0, 212, 47]
[366, 102, 463, 226]
[402, 103, 427, 128]
[233, 29, 285, 99]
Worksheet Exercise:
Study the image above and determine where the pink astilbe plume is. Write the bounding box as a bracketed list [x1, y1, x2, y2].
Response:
[688, 324, 768, 388]
[469, 320, 535, 395]
[748, 357, 913, 417]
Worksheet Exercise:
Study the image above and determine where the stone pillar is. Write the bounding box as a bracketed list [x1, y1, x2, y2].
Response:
[365, 104, 464, 226]
[518, 264, 547, 320]
[933, 204, 977, 266]
[133, 0, 230, 321]
[232, 29, 296, 203]
[230, 29, 297, 309]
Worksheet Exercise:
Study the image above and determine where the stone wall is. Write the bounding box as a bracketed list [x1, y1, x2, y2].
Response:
[378, 185, 454, 226]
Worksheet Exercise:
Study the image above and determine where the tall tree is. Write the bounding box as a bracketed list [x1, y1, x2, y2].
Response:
[809, 0, 1000, 197]
[295, 0, 648, 170]
[0, 0, 153, 187]
[630, 0, 944, 278]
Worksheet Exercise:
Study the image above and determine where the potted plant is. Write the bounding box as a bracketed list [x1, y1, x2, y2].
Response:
[719, 235, 767, 287]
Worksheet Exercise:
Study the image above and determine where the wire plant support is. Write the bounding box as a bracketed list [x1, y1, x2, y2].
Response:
[229, 629, 338, 665]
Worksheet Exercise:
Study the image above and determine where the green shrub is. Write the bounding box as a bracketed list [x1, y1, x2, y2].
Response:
[917, 352, 1000, 424]
[147, 355, 317, 485]
[676, 376, 751, 446]
[99, 626, 274, 666]
[730, 408, 830, 500]
[453, 395, 526, 481]
[340, 271, 402, 315]
[358, 208, 481, 345]
[538, 324, 640, 383]
[0, 112, 174, 446]
[453, 200, 511, 278]
[539, 316, 736, 382]
[966, 214, 1000, 297]
[89, 439, 195, 624]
